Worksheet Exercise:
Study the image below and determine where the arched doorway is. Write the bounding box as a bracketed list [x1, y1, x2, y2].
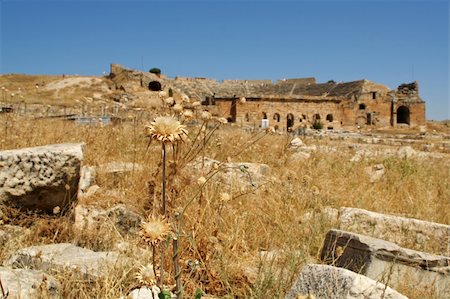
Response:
[326, 114, 333, 122]
[262, 112, 268, 119]
[148, 81, 162, 91]
[287, 113, 295, 131]
[397, 106, 410, 125]
[273, 113, 280, 122]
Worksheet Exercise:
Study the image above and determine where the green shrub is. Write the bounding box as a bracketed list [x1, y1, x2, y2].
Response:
[149, 68, 161, 75]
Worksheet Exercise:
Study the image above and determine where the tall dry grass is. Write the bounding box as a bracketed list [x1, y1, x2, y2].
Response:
[0, 113, 449, 298]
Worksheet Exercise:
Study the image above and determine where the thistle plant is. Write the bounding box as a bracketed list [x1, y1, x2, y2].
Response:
[144, 116, 188, 293]
[145, 116, 188, 215]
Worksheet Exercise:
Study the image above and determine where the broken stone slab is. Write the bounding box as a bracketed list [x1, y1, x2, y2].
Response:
[187, 157, 271, 191]
[321, 229, 450, 296]
[364, 164, 385, 183]
[6, 243, 123, 279]
[289, 137, 304, 148]
[73, 204, 143, 235]
[339, 207, 450, 256]
[0, 143, 84, 213]
[122, 286, 161, 299]
[285, 264, 408, 299]
[78, 165, 96, 197]
[0, 266, 60, 299]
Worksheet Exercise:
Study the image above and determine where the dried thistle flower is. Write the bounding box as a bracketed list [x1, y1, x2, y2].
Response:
[181, 94, 190, 102]
[172, 103, 183, 113]
[136, 264, 156, 286]
[192, 101, 201, 107]
[220, 192, 231, 202]
[201, 110, 212, 121]
[164, 97, 175, 106]
[311, 185, 320, 196]
[139, 216, 170, 246]
[183, 110, 194, 120]
[145, 116, 188, 144]
[197, 176, 207, 186]
[240, 97, 246, 103]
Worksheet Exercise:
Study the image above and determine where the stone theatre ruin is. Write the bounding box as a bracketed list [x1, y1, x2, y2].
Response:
[111, 64, 426, 131]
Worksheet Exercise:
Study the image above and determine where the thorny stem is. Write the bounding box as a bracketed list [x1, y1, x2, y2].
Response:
[152, 244, 158, 279]
[160, 142, 167, 289]
[173, 237, 182, 299]
[162, 143, 167, 216]
[160, 241, 166, 288]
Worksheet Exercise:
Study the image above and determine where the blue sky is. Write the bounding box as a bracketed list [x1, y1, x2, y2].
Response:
[0, 0, 448, 120]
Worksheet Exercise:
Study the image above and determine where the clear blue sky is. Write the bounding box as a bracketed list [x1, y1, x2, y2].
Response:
[1, 0, 449, 120]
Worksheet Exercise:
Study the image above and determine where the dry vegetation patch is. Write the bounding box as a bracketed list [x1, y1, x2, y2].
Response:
[0, 113, 449, 298]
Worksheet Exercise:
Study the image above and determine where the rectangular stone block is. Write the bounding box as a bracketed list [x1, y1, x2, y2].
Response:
[339, 207, 450, 256]
[321, 229, 450, 297]
[285, 264, 407, 299]
[0, 143, 83, 213]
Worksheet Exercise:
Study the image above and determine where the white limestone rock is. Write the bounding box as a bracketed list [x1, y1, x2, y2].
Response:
[285, 264, 408, 299]
[0, 266, 60, 299]
[321, 229, 450, 296]
[6, 243, 122, 279]
[339, 207, 450, 256]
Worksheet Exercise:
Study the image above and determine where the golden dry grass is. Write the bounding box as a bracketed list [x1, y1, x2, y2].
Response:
[0, 110, 449, 298]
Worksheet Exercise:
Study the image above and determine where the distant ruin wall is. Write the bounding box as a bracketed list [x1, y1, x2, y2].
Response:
[277, 77, 317, 85]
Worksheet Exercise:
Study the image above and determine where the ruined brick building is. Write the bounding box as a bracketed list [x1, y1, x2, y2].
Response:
[111, 64, 426, 131]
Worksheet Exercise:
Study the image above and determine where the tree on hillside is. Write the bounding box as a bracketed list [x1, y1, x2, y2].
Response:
[149, 68, 161, 76]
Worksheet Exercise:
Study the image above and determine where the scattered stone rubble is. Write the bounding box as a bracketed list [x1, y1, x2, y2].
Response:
[1, 141, 449, 298]
[287, 207, 450, 298]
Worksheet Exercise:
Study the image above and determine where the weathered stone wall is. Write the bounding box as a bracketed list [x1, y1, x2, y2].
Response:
[213, 99, 344, 130]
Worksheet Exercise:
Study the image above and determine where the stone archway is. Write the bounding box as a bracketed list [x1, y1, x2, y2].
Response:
[397, 106, 410, 125]
[287, 113, 295, 131]
[273, 113, 280, 122]
[148, 81, 162, 91]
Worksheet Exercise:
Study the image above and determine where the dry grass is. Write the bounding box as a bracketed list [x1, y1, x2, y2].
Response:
[1, 73, 448, 298]
[0, 109, 449, 298]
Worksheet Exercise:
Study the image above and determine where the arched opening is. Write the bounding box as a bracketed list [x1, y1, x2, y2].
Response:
[359, 103, 366, 110]
[326, 114, 333, 122]
[229, 99, 237, 123]
[262, 112, 268, 119]
[148, 81, 162, 91]
[287, 113, 295, 131]
[273, 113, 280, 122]
[367, 113, 372, 125]
[245, 113, 250, 122]
[313, 113, 321, 121]
[397, 106, 410, 125]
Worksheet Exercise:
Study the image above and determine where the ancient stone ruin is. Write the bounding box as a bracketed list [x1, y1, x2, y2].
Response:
[109, 64, 426, 131]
